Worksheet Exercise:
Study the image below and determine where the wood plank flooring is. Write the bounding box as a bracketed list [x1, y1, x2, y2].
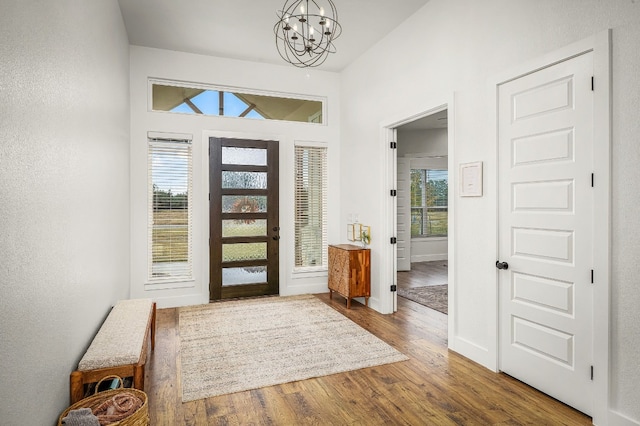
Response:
[146, 293, 591, 425]
[397, 261, 448, 289]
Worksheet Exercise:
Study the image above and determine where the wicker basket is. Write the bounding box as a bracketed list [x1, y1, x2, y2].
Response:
[58, 376, 148, 426]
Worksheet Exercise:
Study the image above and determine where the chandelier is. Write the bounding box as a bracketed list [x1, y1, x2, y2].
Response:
[274, 0, 342, 68]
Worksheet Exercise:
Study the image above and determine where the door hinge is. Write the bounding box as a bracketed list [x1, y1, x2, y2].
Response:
[591, 76, 594, 91]
[390, 285, 397, 292]
[390, 189, 397, 196]
[591, 173, 594, 187]
[390, 141, 397, 149]
[591, 269, 594, 284]
[390, 237, 397, 244]
[590, 366, 594, 380]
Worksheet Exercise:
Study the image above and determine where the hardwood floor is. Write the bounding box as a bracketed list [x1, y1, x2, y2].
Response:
[146, 293, 591, 425]
[397, 261, 448, 289]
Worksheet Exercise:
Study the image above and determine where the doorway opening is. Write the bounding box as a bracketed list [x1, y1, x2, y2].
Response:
[395, 109, 450, 322]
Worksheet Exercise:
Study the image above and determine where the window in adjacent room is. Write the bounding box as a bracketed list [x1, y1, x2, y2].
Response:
[411, 169, 448, 237]
[294, 144, 328, 269]
[148, 134, 193, 281]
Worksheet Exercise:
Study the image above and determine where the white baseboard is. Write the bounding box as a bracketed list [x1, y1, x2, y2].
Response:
[449, 336, 496, 372]
[153, 293, 208, 309]
[604, 410, 640, 426]
[281, 283, 328, 296]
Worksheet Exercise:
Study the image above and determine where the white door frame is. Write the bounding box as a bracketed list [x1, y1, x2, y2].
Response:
[491, 30, 611, 424]
[379, 95, 456, 345]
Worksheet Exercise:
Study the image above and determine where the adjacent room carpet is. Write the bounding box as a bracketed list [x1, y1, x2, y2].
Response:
[397, 284, 448, 314]
[178, 294, 409, 402]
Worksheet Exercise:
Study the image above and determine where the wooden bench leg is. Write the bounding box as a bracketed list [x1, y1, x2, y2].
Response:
[151, 302, 157, 351]
[133, 365, 145, 391]
[70, 371, 85, 404]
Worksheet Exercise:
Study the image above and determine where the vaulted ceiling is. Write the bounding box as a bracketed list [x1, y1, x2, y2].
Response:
[117, 0, 431, 72]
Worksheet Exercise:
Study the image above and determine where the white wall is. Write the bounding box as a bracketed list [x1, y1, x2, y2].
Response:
[341, 0, 640, 423]
[129, 46, 341, 308]
[398, 129, 448, 262]
[0, 1, 131, 424]
[397, 128, 448, 157]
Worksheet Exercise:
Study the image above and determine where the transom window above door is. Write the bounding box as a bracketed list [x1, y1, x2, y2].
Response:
[150, 80, 324, 124]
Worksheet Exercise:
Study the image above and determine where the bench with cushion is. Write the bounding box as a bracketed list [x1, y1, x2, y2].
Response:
[69, 298, 156, 404]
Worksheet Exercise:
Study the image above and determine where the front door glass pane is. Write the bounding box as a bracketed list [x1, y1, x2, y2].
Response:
[222, 266, 267, 286]
[222, 196, 267, 213]
[222, 243, 267, 262]
[222, 147, 267, 166]
[222, 219, 267, 237]
[222, 171, 267, 189]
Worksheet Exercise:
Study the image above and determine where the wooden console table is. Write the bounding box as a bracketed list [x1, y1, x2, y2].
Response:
[328, 244, 371, 308]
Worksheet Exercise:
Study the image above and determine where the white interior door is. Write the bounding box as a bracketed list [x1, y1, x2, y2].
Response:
[397, 156, 411, 271]
[498, 52, 594, 415]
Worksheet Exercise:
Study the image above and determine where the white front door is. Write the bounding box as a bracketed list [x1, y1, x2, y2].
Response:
[397, 156, 411, 271]
[498, 51, 594, 415]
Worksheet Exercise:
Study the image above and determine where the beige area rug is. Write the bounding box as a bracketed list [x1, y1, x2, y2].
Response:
[397, 284, 448, 314]
[178, 295, 408, 402]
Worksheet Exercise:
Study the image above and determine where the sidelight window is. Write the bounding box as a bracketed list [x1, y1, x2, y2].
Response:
[294, 144, 328, 269]
[148, 134, 193, 281]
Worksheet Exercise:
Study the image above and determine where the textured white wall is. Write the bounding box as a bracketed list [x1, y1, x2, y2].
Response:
[341, 0, 640, 423]
[0, 1, 130, 424]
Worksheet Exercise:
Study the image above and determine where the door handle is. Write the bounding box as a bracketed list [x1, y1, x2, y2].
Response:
[496, 261, 509, 270]
[273, 235, 280, 240]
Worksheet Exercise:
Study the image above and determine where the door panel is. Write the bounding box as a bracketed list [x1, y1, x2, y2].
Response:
[210, 138, 279, 300]
[498, 52, 593, 415]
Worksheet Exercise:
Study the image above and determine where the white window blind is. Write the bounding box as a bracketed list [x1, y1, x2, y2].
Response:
[294, 145, 328, 269]
[148, 137, 193, 281]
